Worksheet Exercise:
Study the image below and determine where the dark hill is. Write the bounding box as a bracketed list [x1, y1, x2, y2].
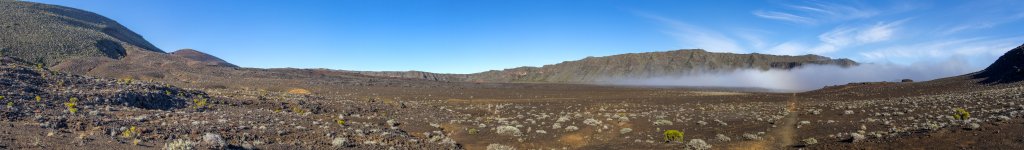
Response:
[974, 43, 1024, 84]
[0, 0, 162, 66]
[170, 49, 238, 67]
[352, 49, 859, 83]
[464, 49, 858, 83]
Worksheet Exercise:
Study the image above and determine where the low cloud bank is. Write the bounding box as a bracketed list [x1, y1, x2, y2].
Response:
[600, 58, 979, 92]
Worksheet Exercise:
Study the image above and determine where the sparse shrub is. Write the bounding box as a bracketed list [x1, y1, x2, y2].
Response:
[685, 139, 711, 150]
[556, 116, 570, 123]
[5, 101, 11, 109]
[620, 128, 633, 134]
[715, 134, 731, 142]
[663, 130, 684, 143]
[952, 108, 970, 120]
[583, 118, 602, 126]
[849, 133, 865, 143]
[336, 119, 346, 126]
[331, 137, 352, 148]
[163, 139, 196, 150]
[192, 96, 208, 110]
[290, 104, 305, 114]
[802, 138, 818, 145]
[35, 96, 40, 102]
[496, 126, 521, 136]
[202, 133, 226, 149]
[966, 123, 980, 130]
[468, 128, 479, 135]
[996, 115, 1011, 122]
[742, 133, 761, 141]
[654, 119, 673, 126]
[64, 97, 78, 114]
[486, 144, 516, 150]
[122, 126, 139, 138]
[565, 126, 579, 132]
[843, 110, 855, 115]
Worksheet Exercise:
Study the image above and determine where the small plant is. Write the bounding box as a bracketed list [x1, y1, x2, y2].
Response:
[64, 97, 78, 114]
[35, 96, 40, 102]
[468, 128, 479, 135]
[192, 96, 208, 110]
[165, 90, 172, 96]
[164, 139, 196, 150]
[291, 105, 305, 114]
[664, 130, 685, 143]
[122, 126, 140, 138]
[118, 77, 134, 85]
[953, 108, 970, 120]
[6, 101, 12, 109]
[336, 119, 346, 126]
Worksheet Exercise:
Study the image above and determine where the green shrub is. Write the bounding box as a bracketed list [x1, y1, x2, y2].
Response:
[122, 126, 139, 138]
[953, 108, 970, 120]
[64, 97, 78, 114]
[192, 96, 208, 110]
[664, 130, 684, 143]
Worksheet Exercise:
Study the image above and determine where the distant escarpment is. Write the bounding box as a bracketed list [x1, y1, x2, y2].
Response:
[0, 1, 163, 65]
[354, 49, 857, 83]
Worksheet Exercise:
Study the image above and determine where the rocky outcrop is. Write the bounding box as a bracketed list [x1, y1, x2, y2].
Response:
[0, 1, 163, 66]
[974, 43, 1024, 84]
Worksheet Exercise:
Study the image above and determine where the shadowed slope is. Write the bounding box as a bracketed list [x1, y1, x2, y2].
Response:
[0, 1, 163, 66]
[974, 43, 1024, 84]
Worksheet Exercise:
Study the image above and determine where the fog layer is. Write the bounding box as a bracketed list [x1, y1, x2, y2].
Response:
[601, 58, 977, 92]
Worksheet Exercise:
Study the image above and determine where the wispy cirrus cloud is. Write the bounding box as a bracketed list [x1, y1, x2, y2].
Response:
[752, 10, 815, 25]
[939, 11, 1024, 35]
[754, 1, 879, 25]
[767, 20, 904, 55]
[639, 13, 745, 53]
[859, 36, 1024, 64]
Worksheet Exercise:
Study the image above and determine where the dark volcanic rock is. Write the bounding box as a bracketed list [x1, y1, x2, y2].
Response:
[171, 49, 238, 67]
[974, 43, 1024, 84]
[0, 1, 163, 66]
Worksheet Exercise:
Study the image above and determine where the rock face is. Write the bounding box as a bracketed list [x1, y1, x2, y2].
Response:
[974, 43, 1024, 84]
[362, 49, 858, 83]
[0, 1, 163, 66]
[171, 49, 238, 67]
[463, 49, 857, 83]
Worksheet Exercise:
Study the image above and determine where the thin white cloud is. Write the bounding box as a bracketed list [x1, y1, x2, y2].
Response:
[766, 41, 807, 55]
[639, 13, 745, 53]
[769, 20, 904, 55]
[859, 36, 1024, 65]
[940, 12, 1024, 35]
[754, 1, 879, 25]
[753, 10, 816, 25]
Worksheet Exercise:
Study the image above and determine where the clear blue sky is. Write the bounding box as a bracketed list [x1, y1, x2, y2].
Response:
[28, 0, 1024, 74]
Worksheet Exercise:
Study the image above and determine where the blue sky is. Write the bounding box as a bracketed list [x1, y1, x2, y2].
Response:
[29, 0, 1024, 74]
